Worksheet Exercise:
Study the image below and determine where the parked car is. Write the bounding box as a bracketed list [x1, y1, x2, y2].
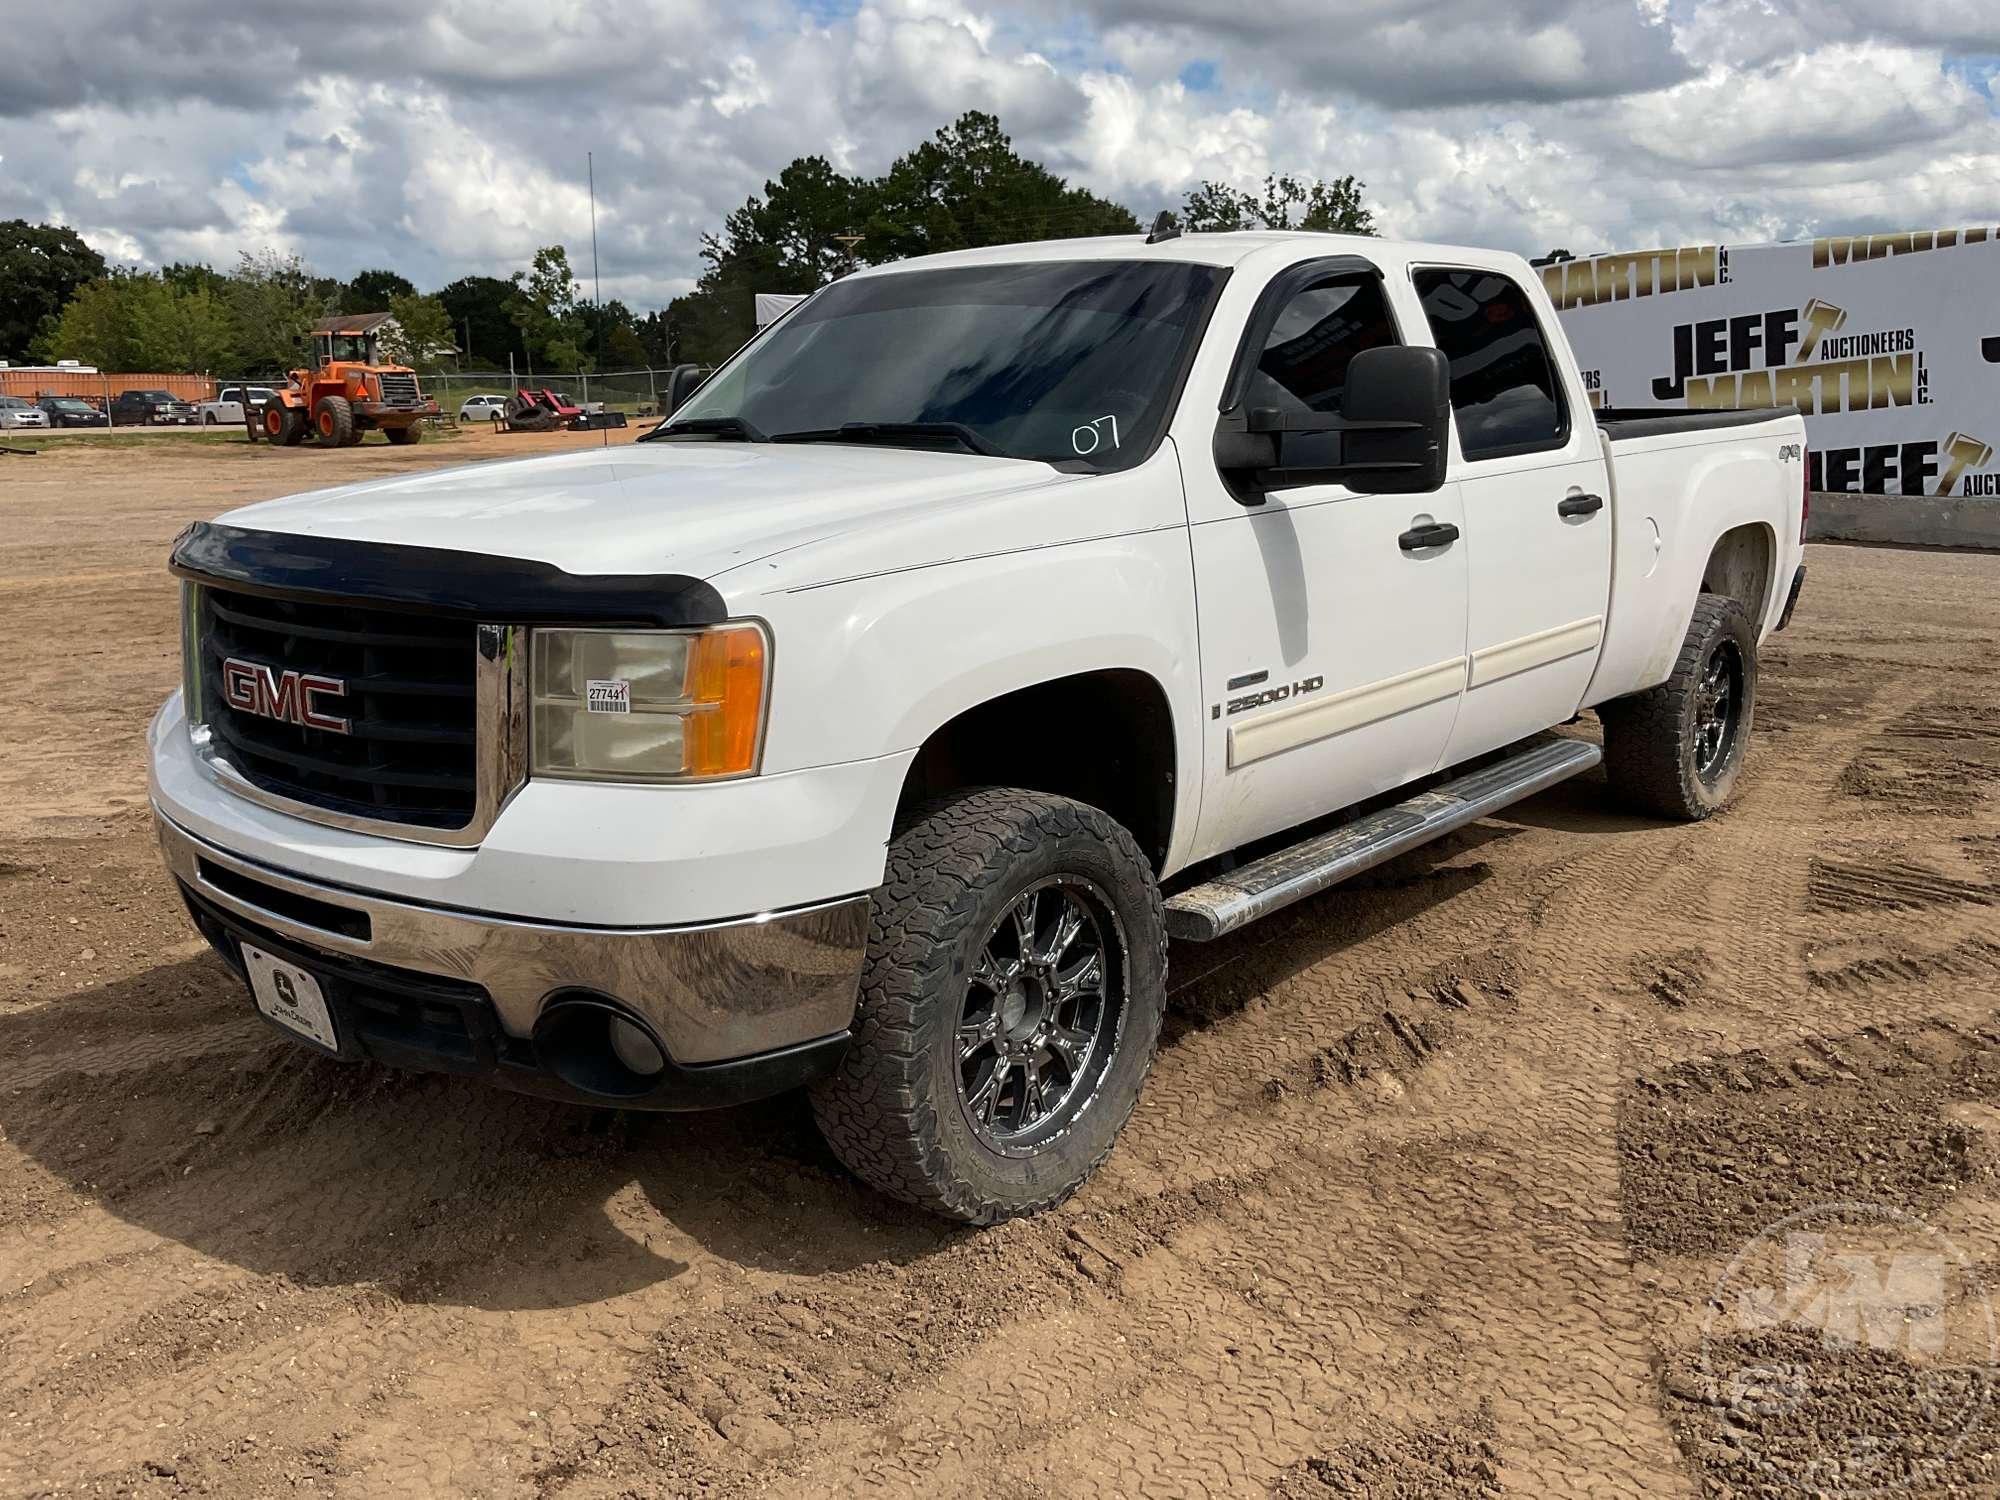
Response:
[0, 395, 52, 430]
[458, 394, 509, 422]
[111, 389, 198, 426]
[196, 386, 280, 426]
[152, 230, 1808, 1224]
[34, 396, 110, 428]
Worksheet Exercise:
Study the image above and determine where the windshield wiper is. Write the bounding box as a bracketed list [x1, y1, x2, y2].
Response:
[647, 414, 767, 442]
[769, 421, 1006, 458]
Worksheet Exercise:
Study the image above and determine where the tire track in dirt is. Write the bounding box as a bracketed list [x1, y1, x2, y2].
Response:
[2, 507, 1997, 1498]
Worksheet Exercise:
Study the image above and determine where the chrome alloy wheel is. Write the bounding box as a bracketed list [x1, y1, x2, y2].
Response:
[955, 876, 1126, 1154]
[1693, 638, 1744, 783]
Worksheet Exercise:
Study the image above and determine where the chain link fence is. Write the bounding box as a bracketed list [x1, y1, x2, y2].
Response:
[17, 366, 706, 429]
[422, 368, 683, 422]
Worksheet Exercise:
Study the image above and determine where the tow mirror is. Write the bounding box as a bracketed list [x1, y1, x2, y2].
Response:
[1213, 345, 1451, 498]
[666, 364, 704, 413]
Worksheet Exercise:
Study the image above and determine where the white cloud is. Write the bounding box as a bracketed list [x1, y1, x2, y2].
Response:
[0, 0, 1996, 315]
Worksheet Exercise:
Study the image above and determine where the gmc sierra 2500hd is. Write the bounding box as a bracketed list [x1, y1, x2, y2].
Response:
[152, 231, 1808, 1223]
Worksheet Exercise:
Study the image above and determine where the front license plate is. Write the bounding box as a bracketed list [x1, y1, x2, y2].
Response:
[242, 944, 340, 1052]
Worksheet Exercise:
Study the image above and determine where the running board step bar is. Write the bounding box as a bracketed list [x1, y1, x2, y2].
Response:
[1163, 739, 1602, 941]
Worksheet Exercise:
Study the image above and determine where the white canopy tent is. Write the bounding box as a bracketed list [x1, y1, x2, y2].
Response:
[754, 293, 808, 328]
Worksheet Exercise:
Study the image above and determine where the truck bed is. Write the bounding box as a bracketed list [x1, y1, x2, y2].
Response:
[1594, 406, 1798, 441]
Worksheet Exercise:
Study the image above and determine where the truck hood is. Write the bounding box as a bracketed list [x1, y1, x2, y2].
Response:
[220, 441, 1081, 581]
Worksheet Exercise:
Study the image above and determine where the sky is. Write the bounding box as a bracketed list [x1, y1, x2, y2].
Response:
[1, 0, 1996, 313]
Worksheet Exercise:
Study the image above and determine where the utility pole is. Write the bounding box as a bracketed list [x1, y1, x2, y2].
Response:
[588, 152, 604, 364]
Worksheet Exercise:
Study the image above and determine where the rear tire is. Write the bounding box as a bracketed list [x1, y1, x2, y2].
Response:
[1600, 592, 1758, 821]
[382, 423, 420, 445]
[811, 788, 1167, 1224]
[313, 396, 354, 448]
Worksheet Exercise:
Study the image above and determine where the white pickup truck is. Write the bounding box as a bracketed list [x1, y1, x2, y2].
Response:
[151, 230, 1807, 1222]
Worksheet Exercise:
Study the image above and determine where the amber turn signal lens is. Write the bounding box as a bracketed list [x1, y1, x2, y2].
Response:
[684, 625, 767, 777]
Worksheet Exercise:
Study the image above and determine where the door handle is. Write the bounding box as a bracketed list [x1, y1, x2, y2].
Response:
[1398, 521, 1460, 551]
[1558, 493, 1605, 517]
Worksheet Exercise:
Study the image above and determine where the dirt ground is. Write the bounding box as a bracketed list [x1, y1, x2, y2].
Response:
[3, 430, 1999, 1497]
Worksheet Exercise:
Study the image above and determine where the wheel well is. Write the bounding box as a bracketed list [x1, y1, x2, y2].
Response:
[1700, 524, 1774, 625]
[899, 670, 1177, 870]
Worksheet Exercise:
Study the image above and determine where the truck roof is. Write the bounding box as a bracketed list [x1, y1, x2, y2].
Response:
[843, 230, 1529, 279]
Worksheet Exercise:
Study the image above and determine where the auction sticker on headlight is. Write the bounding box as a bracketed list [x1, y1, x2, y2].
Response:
[585, 679, 631, 713]
[242, 944, 339, 1052]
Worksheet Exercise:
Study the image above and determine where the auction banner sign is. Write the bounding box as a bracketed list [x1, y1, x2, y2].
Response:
[1544, 228, 2000, 498]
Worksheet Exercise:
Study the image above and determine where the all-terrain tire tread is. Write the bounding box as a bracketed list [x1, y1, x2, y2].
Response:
[810, 787, 1166, 1224]
[1600, 592, 1755, 821]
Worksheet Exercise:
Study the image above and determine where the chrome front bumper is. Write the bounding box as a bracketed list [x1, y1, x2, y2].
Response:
[156, 808, 870, 1067]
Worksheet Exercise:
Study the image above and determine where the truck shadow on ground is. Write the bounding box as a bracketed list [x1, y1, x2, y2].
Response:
[0, 955, 958, 1309]
[0, 808, 1540, 1309]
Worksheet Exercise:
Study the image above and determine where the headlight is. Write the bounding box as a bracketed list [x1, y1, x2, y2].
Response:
[531, 624, 768, 782]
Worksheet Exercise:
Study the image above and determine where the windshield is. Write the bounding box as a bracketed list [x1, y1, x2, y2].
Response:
[660, 259, 1224, 470]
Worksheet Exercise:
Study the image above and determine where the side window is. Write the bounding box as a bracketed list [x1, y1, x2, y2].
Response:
[1411, 268, 1568, 461]
[1245, 275, 1398, 468]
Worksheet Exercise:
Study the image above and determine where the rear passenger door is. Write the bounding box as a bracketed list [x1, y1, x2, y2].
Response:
[1411, 267, 1612, 767]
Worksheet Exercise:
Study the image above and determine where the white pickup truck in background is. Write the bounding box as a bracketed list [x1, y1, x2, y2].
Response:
[151, 230, 1807, 1223]
[194, 385, 279, 427]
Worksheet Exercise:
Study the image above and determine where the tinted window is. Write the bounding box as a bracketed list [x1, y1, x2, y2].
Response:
[1412, 269, 1567, 460]
[665, 260, 1223, 471]
[1242, 276, 1398, 469]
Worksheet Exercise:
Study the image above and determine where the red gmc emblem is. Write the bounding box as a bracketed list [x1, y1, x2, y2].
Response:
[221, 657, 351, 734]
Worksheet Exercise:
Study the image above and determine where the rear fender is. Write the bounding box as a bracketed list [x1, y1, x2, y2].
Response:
[1583, 432, 1794, 706]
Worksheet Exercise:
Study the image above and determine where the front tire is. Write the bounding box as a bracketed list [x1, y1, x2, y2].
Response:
[811, 788, 1167, 1224]
[313, 395, 354, 447]
[264, 402, 304, 446]
[1601, 592, 1757, 820]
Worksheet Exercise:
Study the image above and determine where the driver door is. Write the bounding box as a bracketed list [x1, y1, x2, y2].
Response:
[1182, 265, 1470, 865]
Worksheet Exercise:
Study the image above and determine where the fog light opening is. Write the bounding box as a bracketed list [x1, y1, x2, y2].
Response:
[533, 995, 672, 1100]
[609, 1015, 666, 1077]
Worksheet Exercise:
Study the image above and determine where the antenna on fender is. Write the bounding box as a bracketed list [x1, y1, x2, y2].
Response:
[1146, 211, 1182, 245]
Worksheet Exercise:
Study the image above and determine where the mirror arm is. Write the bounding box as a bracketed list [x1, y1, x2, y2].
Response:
[1241, 407, 1424, 437]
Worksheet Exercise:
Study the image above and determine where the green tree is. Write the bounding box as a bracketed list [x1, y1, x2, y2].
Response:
[437, 274, 524, 370]
[226, 249, 331, 374]
[1178, 174, 1375, 235]
[664, 156, 868, 364]
[864, 112, 1137, 261]
[662, 113, 1140, 364]
[34, 271, 238, 372]
[346, 267, 417, 310]
[33, 272, 155, 369]
[506, 246, 590, 372]
[0, 220, 107, 360]
[161, 261, 231, 300]
[633, 310, 675, 366]
[581, 298, 647, 369]
[601, 322, 647, 369]
[379, 293, 456, 371]
[133, 282, 238, 371]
